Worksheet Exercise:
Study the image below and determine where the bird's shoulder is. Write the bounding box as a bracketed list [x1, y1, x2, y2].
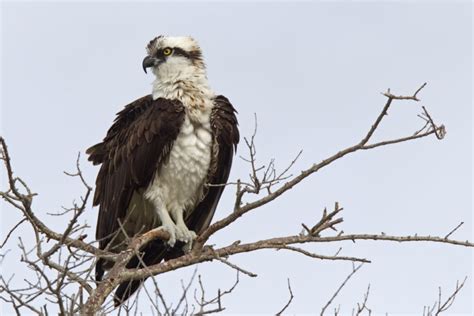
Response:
[86, 95, 185, 166]
[107, 95, 184, 140]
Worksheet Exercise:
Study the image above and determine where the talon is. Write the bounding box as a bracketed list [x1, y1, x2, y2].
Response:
[183, 240, 192, 253]
[160, 223, 177, 247]
[175, 222, 194, 241]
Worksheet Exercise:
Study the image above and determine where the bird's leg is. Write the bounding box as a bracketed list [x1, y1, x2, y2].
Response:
[170, 208, 196, 251]
[154, 204, 178, 247]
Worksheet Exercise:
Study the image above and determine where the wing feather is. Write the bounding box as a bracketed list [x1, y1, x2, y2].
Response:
[86, 96, 185, 280]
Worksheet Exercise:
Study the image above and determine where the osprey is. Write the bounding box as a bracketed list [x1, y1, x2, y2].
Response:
[86, 35, 239, 305]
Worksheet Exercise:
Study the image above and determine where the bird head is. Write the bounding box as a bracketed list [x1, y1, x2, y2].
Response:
[142, 35, 205, 81]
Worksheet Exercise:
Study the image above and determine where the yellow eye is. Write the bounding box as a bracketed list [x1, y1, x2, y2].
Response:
[163, 48, 172, 56]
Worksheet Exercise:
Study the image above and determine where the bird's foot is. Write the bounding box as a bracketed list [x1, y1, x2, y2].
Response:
[160, 222, 177, 247]
[175, 222, 197, 252]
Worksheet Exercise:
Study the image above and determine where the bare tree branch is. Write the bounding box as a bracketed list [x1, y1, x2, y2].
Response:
[215, 257, 258, 278]
[276, 278, 294, 316]
[444, 222, 464, 239]
[195, 83, 443, 248]
[0, 218, 26, 249]
[321, 263, 364, 315]
[352, 285, 372, 316]
[423, 277, 468, 316]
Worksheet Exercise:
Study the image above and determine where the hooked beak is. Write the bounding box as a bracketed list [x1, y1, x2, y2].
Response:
[142, 56, 158, 73]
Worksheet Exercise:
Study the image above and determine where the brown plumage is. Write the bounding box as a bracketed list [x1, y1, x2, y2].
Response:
[86, 94, 239, 305]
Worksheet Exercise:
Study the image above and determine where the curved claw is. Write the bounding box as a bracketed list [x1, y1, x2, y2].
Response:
[160, 223, 177, 247]
[175, 224, 196, 252]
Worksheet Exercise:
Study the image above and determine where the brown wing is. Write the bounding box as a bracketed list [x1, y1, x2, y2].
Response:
[86, 95, 185, 279]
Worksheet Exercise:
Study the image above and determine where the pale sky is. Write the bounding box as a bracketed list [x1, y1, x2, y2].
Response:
[1, 1, 472, 315]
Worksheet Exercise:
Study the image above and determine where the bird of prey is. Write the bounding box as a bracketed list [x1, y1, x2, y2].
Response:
[86, 35, 239, 305]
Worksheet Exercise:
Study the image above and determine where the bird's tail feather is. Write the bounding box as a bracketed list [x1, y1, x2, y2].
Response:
[114, 279, 145, 307]
[112, 239, 172, 306]
[114, 279, 144, 307]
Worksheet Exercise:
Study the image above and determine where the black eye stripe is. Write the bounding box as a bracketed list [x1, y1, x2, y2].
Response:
[155, 47, 202, 62]
[173, 48, 190, 58]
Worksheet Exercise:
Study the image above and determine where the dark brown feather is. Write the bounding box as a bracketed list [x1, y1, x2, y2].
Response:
[86, 95, 185, 281]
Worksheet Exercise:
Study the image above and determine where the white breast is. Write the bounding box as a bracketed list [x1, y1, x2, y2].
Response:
[143, 68, 216, 221]
[144, 112, 213, 215]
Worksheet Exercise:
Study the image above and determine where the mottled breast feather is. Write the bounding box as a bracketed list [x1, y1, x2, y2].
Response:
[184, 95, 239, 233]
[86, 95, 185, 279]
[164, 94, 240, 263]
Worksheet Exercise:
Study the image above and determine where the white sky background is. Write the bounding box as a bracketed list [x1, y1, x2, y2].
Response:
[0, 1, 472, 315]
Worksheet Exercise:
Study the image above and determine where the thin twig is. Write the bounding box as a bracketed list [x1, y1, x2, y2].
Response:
[321, 263, 364, 315]
[444, 222, 464, 239]
[215, 258, 258, 277]
[0, 218, 26, 249]
[276, 278, 294, 316]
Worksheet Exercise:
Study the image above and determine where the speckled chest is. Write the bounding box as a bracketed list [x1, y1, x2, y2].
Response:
[165, 112, 213, 195]
[144, 106, 214, 214]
